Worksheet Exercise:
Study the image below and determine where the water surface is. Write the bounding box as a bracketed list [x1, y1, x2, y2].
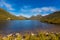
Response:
[0, 20, 60, 34]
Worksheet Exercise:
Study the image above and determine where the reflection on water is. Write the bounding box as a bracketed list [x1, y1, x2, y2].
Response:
[0, 20, 60, 34]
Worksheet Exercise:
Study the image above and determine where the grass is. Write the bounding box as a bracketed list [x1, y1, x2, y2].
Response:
[0, 32, 60, 40]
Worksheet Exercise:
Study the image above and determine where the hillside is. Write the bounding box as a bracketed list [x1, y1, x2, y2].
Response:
[18, 16, 28, 20]
[29, 15, 42, 20]
[40, 11, 60, 24]
[0, 8, 26, 20]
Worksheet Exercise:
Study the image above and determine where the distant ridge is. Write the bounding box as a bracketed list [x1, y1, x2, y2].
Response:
[29, 14, 42, 20]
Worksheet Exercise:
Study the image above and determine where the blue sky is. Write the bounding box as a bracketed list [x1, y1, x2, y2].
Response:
[0, 0, 60, 17]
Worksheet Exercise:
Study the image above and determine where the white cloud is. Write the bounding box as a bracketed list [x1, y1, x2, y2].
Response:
[41, 13, 49, 16]
[0, 0, 14, 10]
[19, 6, 57, 16]
[41, 7, 56, 12]
[31, 8, 42, 13]
[8, 6, 58, 17]
[10, 11, 31, 18]
[19, 14, 31, 18]
[30, 7, 57, 13]
[20, 8, 28, 12]
[3, 2, 14, 10]
[16, 13, 31, 18]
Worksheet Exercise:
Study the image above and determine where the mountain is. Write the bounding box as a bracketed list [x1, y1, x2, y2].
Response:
[29, 14, 42, 20]
[0, 8, 19, 20]
[0, 8, 26, 20]
[18, 15, 28, 20]
[40, 11, 60, 24]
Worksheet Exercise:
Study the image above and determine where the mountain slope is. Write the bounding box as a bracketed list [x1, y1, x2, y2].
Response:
[0, 8, 26, 20]
[18, 16, 27, 20]
[0, 8, 19, 20]
[29, 15, 42, 20]
[40, 11, 60, 24]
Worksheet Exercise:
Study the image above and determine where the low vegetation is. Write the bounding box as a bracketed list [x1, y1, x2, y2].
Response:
[0, 32, 60, 40]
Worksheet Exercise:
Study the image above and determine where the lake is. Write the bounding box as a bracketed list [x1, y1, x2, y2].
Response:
[0, 20, 60, 34]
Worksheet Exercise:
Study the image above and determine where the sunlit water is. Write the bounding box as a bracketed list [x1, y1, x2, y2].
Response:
[0, 20, 60, 34]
